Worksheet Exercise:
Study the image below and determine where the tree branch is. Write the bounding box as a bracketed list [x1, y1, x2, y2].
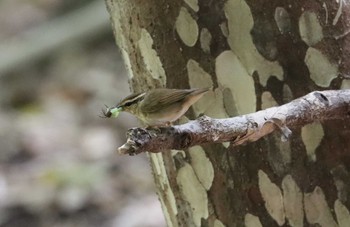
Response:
[118, 90, 350, 155]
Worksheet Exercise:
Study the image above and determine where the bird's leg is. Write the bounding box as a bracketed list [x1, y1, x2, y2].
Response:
[165, 121, 173, 127]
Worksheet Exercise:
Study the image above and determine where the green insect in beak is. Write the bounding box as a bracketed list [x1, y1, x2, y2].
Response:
[101, 106, 122, 118]
[109, 107, 121, 117]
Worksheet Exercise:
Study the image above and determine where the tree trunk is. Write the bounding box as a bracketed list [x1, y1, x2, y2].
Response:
[105, 0, 350, 226]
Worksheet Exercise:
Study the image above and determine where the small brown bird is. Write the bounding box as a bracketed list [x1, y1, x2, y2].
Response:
[102, 87, 209, 126]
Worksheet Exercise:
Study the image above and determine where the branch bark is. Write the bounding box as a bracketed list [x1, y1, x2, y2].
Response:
[118, 89, 350, 155]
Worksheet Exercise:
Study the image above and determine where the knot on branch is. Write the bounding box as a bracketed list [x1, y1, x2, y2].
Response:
[313, 91, 329, 104]
[197, 115, 212, 126]
[118, 128, 151, 155]
[118, 127, 177, 155]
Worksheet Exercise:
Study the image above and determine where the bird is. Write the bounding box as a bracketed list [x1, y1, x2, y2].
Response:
[102, 87, 210, 126]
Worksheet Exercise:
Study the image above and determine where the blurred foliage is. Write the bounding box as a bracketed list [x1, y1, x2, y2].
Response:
[0, 1, 165, 227]
[41, 163, 107, 188]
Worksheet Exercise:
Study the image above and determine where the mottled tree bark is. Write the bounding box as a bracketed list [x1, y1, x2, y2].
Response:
[106, 0, 350, 226]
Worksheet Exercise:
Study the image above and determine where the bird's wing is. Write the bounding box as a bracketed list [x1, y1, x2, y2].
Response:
[140, 89, 199, 113]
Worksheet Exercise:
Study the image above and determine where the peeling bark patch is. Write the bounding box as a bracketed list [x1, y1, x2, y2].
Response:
[274, 7, 291, 35]
[213, 219, 226, 227]
[187, 59, 226, 118]
[341, 79, 350, 89]
[282, 175, 304, 227]
[177, 163, 209, 227]
[219, 22, 228, 37]
[333, 0, 345, 26]
[299, 11, 323, 46]
[206, 89, 229, 119]
[222, 87, 237, 117]
[335, 199, 350, 227]
[171, 149, 186, 158]
[107, 4, 136, 81]
[301, 122, 324, 162]
[184, 0, 199, 12]
[274, 137, 292, 172]
[200, 28, 212, 54]
[138, 29, 166, 86]
[121, 48, 135, 79]
[224, 0, 283, 86]
[149, 153, 178, 224]
[244, 213, 263, 227]
[222, 142, 230, 148]
[304, 47, 338, 87]
[186, 59, 215, 116]
[304, 186, 337, 226]
[175, 7, 199, 47]
[216, 51, 256, 115]
[261, 91, 278, 110]
[188, 146, 214, 190]
[282, 84, 293, 103]
[258, 170, 285, 226]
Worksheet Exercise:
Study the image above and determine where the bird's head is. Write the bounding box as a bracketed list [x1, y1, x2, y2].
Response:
[101, 92, 146, 118]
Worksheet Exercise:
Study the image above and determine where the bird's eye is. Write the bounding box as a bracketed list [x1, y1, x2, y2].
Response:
[123, 101, 132, 107]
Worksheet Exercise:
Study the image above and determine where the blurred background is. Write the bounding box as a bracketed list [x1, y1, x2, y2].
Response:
[0, 0, 164, 226]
